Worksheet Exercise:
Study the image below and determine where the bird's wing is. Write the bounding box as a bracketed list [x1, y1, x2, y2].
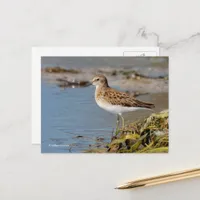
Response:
[104, 88, 155, 109]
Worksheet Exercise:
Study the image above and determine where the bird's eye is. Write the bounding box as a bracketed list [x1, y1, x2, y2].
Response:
[96, 78, 99, 81]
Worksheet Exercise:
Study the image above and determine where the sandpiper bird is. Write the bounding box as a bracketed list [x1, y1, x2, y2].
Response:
[91, 75, 155, 131]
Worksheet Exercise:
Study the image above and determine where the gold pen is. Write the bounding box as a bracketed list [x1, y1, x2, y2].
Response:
[116, 168, 200, 189]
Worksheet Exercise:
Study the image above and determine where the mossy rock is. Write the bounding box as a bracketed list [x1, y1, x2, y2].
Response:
[87, 109, 169, 153]
[84, 148, 107, 153]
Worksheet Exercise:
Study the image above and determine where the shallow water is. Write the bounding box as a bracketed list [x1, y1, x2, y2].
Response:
[41, 81, 168, 153]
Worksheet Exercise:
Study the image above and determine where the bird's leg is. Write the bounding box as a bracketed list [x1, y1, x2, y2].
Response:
[115, 114, 120, 135]
[119, 114, 125, 129]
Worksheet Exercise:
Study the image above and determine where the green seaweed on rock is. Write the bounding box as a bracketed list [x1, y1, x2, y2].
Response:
[85, 110, 169, 153]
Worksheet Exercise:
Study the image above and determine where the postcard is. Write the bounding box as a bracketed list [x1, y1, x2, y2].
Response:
[32, 47, 168, 154]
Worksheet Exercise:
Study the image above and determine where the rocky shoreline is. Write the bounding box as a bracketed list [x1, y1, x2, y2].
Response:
[85, 110, 169, 153]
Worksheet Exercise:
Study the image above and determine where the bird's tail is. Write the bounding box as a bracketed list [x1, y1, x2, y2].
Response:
[135, 99, 155, 110]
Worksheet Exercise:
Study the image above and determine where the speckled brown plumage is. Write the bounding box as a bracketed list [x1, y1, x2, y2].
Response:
[96, 86, 154, 108]
[92, 74, 155, 109]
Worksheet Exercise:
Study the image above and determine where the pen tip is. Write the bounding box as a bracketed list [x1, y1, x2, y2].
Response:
[115, 185, 128, 189]
[115, 183, 146, 190]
